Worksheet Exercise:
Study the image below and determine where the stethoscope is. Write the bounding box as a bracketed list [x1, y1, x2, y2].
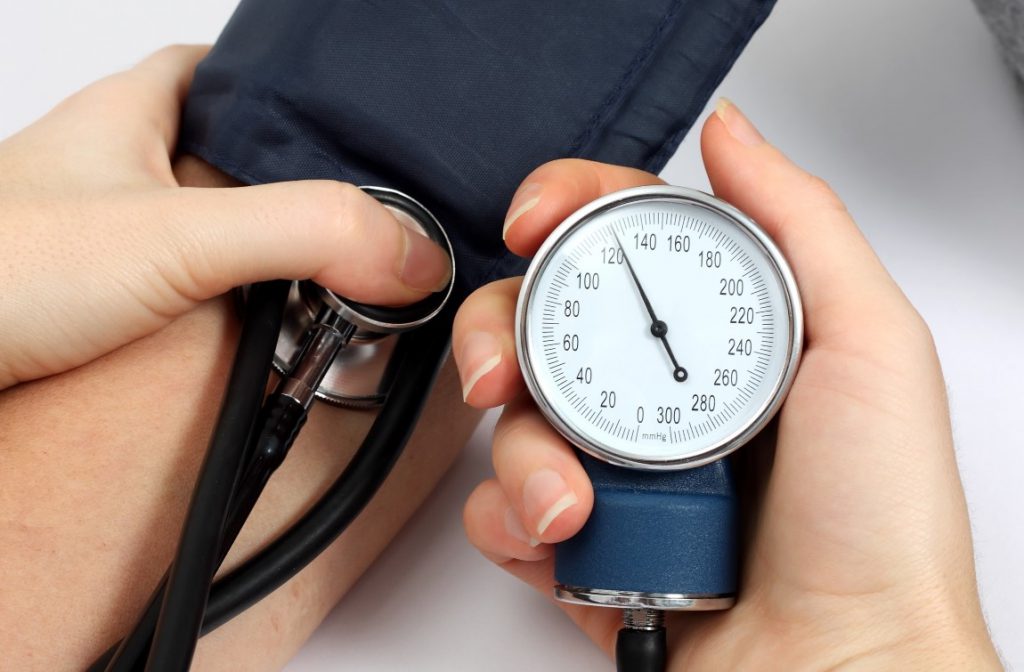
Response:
[88, 187, 456, 672]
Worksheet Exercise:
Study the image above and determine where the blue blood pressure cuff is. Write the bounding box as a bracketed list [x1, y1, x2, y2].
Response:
[180, 0, 776, 299]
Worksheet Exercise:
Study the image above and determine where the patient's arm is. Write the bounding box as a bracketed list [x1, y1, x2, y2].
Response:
[0, 154, 480, 671]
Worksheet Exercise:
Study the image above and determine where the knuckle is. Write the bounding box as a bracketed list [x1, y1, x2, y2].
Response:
[303, 181, 365, 242]
[141, 43, 207, 68]
[70, 73, 131, 110]
[148, 44, 186, 62]
[539, 157, 586, 174]
[462, 482, 495, 543]
[493, 406, 534, 450]
[156, 43, 193, 57]
[903, 307, 938, 352]
[527, 158, 592, 190]
[461, 490, 482, 535]
[453, 284, 499, 333]
[801, 172, 849, 214]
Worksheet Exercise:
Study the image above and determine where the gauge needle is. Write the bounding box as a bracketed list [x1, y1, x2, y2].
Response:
[613, 232, 688, 383]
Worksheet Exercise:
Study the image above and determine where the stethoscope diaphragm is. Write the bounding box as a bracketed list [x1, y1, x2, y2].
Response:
[240, 186, 455, 407]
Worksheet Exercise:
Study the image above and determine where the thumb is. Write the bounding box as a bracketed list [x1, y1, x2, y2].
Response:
[700, 99, 918, 350]
[142, 180, 452, 307]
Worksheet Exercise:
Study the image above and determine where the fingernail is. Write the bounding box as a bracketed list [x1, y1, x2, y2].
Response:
[715, 98, 765, 147]
[523, 468, 578, 538]
[399, 226, 452, 293]
[503, 183, 542, 240]
[460, 331, 502, 401]
[504, 507, 537, 546]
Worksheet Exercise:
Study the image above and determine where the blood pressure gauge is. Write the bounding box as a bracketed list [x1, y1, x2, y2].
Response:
[517, 185, 802, 471]
[516, 186, 802, 623]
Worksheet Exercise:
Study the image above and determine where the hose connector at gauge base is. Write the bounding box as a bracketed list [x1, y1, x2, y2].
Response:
[616, 610, 667, 672]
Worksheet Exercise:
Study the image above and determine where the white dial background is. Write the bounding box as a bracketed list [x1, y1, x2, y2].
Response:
[521, 196, 797, 466]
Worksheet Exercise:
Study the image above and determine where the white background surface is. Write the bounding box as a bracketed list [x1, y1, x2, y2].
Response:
[1, 0, 1021, 669]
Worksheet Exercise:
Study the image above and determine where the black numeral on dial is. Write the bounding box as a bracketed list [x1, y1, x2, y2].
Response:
[729, 307, 754, 324]
[668, 234, 690, 252]
[699, 250, 722, 268]
[728, 338, 753, 356]
[633, 232, 657, 250]
[691, 394, 716, 412]
[576, 272, 600, 289]
[602, 246, 624, 264]
[714, 369, 739, 386]
[656, 406, 682, 424]
[720, 278, 744, 296]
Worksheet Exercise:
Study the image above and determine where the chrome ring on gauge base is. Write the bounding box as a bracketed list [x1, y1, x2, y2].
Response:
[239, 186, 455, 408]
[554, 585, 735, 611]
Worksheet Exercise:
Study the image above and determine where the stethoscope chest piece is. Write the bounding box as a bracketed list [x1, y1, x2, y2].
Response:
[242, 186, 455, 408]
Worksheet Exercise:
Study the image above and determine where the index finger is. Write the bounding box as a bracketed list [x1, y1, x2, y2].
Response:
[502, 158, 664, 257]
[128, 44, 211, 152]
[49, 44, 210, 179]
[454, 160, 663, 408]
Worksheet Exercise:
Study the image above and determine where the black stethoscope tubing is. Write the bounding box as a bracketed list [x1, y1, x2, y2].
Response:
[89, 281, 451, 672]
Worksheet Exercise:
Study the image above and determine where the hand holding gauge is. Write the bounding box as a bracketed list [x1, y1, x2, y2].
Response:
[509, 185, 802, 672]
[453, 101, 998, 672]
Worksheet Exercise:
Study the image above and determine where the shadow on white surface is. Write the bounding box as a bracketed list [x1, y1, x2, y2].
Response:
[285, 413, 610, 672]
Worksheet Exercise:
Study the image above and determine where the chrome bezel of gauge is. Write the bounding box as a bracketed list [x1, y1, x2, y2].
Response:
[515, 185, 803, 471]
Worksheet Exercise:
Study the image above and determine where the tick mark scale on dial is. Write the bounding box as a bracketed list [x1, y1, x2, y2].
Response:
[520, 191, 800, 469]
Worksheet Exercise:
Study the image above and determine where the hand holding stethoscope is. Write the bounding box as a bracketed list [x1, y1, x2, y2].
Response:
[0, 45, 450, 392]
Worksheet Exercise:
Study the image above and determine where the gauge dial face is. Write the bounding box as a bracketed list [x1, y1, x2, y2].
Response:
[517, 187, 802, 470]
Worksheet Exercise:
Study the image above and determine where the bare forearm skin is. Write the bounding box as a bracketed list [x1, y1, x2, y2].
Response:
[0, 157, 480, 670]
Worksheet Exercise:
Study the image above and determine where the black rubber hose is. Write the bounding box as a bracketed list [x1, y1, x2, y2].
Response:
[616, 627, 668, 672]
[93, 581, 164, 672]
[87, 304, 447, 672]
[140, 280, 290, 672]
[90, 396, 308, 672]
[200, 311, 450, 632]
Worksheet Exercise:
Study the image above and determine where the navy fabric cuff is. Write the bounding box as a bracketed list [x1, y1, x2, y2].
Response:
[179, 0, 776, 299]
